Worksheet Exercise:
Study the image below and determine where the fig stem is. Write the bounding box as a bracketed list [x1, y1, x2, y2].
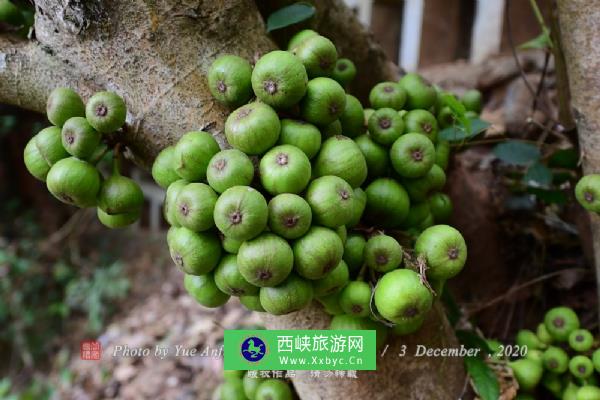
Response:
[356, 263, 368, 282]
[89, 143, 110, 166]
[112, 142, 123, 176]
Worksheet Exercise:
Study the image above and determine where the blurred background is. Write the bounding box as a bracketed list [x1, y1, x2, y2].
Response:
[1, 1, 591, 399]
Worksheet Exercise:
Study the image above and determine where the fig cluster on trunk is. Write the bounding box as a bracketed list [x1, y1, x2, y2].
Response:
[24, 87, 143, 229]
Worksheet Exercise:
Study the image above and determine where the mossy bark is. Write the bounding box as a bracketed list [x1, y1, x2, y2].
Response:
[0, 1, 464, 398]
[557, 1, 600, 322]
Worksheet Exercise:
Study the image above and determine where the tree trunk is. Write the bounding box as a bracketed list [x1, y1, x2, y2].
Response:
[557, 1, 600, 322]
[0, 1, 464, 398]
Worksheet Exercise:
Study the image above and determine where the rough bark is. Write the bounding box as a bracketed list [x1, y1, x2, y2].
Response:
[0, 1, 464, 398]
[264, 302, 466, 400]
[557, 1, 600, 322]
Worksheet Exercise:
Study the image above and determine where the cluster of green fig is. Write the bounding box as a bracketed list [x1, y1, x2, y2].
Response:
[212, 370, 293, 400]
[508, 307, 600, 400]
[23, 87, 144, 228]
[151, 29, 470, 337]
[576, 175, 600, 216]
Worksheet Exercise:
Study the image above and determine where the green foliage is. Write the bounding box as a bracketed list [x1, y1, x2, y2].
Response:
[439, 118, 490, 142]
[464, 356, 500, 400]
[493, 141, 541, 166]
[266, 3, 316, 32]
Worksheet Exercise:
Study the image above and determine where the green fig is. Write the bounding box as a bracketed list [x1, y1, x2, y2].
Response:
[293, 226, 344, 280]
[355, 134, 389, 180]
[516, 329, 546, 351]
[390, 133, 435, 178]
[259, 274, 314, 315]
[365, 234, 403, 273]
[208, 54, 253, 107]
[343, 233, 366, 274]
[46, 87, 85, 128]
[267, 193, 312, 239]
[368, 108, 405, 146]
[414, 224, 467, 280]
[243, 372, 266, 399]
[403, 109, 439, 142]
[428, 192, 453, 223]
[542, 346, 569, 373]
[164, 179, 187, 226]
[313, 135, 368, 188]
[237, 233, 294, 287]
[251, 50, 308, 109]
[214, 254, 259, 296]
[174, 131, 220, 182]
[287, 29, 318, 50]
[577, 386, 600, 400]
[544, 306, 580, 342]
[339, 280, 372, 317]
[277, 119, 322, 160]
[85, 91, 127, 133]
[292, 34, 337, 78]
[321, 119, 343, 138]
[222, 236, 242, 254]
[509, 358, 543, 392]
[347, 187, 367, 228]
[339, 94, 366, 138]
[317, 291, 344, 315]
[461, 89, 483, 113]
[168, 227, 222, 275]
[98, 174, 144, 215]
[576, 174, 600, 213]
[225, 102, 281, 155]
[403, 164, 447, 202]
[300, 77, 346, 126]
[259, 144, 311, 195]
[184, 273, 229, 308]
[46, 157, 101, 207]
[570, 355, 594, 379]
[97, 208, 140, 228]
[398, 73, 437, 110]
[151, 146, 180, 189]
[364, 178, 410, 228]
[174, 182, 218, 232]
[332, 58, 357, 87]
[239, 294, 265, 312]
[35, 126, 69, 166]
[206, 149, 254, 194]
[23, 136, 50, 181]
[313, 260, 349, 297]
[369, 82, 406, 110]
[213, 186, 268, 241]
[374, 268, 433, 324]
[569, 329, 594, 352]
[305, 175, 354, 228]
[61, 116, 101, 159]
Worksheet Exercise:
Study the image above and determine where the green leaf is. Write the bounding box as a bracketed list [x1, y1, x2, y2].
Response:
[439, 118, 490, 142]
[523, 162, 552, 188]
[527, 187, 568, 205]
[464, 356, 500, 400]
[519, 32, 552, 50]
[440, 93, 469, 131]
[548, 148, 578, 169]
[493, 141, 541, 165]
[266, 3, 316, 32]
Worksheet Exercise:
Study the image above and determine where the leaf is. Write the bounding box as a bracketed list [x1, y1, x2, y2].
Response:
[439, 118, 491, 142]
[527, 187, 568, 205]
[456, 330, 493, 354]
[548, 148, 579, 169]
[519, 32, 552, 50]
[440, 93, 470, 131]
[523, 162, 552, 188]
[464, 356, 500, 400]
[266, 3, 315, 32]
[493, 141, 541, 165]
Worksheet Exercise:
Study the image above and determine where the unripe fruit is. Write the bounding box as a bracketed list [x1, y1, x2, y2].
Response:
[97, 208, 140, 228]
[0, 0, 24, 26]
[251, 50, 308, 109]
[208, 54, 253, 107]
[339, 280, 371, 317]
[570, 355, 594, 379]
[347, 187, 367, 228]
[277, 119, 322, 160]
[563, 382, 581, 400]
[364, 178, 410, 228]
[368, 108, 405, 146]
[213, 186, 268, 241]
[300, 77, 346, 126]
[98, 175, 144, 215]
[428, 192, 453, 223]
[542, 346, 569, 373]
[577, 386, 600, 400]
[85, 91, 126, 133]
[35, 126, 69, 166]
[392, 315, 425, 336]
[213, 381, 247, 400]
[293, 35, 337, 78]
[313, 136, 368, 188]
[184, 273, 229, 308]
[23, 137, 50, 181]
[461, 89, 483, 113]
[254, 379, 293, 400]
[569, 329, 594, 352]
[174, 183, 218, 231]
[225, 102, 281, 155]
[46, 157, 101, 207]
[237, 233, 294, 287]
[332, 58, 357, 87]
[336, 225, 347, 244]
[151, 146, 180, 189]
[369, 82, 406, 110]
[60, 116, 101, 159]
[343, 233, 366, 274]
[313, 260, 349, 297]
[259, 144, 311, 194]
[402, 202, 430, 228]
[355, 134, 389, 180]
[317, 292, 344, 315]
[374, 269, 433, 324]
[239, 294, 265, 312]
[339, 94, 365, 138]
[398, 73, 437, 110]
[174, 131, 220, 182]
[516, 329, 545, 351]
[537, 323, 553, 345]
[329, 314, 389, 349]
[267, 193, 312, 239]
[415, 224, 467, 280]
[437, 106, 456, 129]
[305, 175, 354, 228]
[525, 349, 544, 366]
[544, 307, 580, 342]
[223, 370, 244, 382]
[403, 164, 447, 202]
[243, 373, 266, 400]
[288, 29, 318, 50]
[164, 179, 187, 226]
[168, 227, 221, 275]
[321, 119, 343, 138]
[365, 234, 403, 273]
[542, 373, 563, 398]
[222, 236, 242, 254]
[214, 254, 259, 296]
[206, 149, 254, 194]
[404, 109, 439, 142]
[593, 349, 600, 373]
[293, 226, 344, 280]
[390, 133, 435, 178]
[576, 175, 600, 213]
[259, 274, 313, 315]
[509, 358, 543, 392]
[46, 87, 85, 127]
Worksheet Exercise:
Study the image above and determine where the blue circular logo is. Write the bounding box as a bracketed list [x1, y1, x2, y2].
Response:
[241, 336, 266, 362]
